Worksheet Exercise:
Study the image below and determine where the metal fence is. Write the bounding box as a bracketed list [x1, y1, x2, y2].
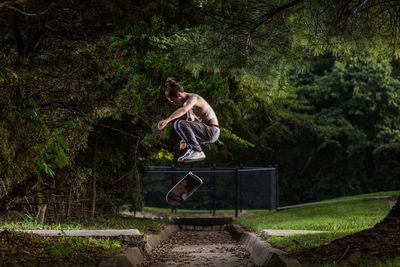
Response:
[141, 166, 279, 217]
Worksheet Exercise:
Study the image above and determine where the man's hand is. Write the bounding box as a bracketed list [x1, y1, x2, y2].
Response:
[179, 140, 187, 150]
[157, 120, 168, 130]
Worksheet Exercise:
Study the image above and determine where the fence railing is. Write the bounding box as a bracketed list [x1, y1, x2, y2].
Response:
[141, 166, 279, 217]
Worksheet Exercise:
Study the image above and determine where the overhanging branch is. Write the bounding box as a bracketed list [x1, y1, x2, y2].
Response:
[251, 0, 304, 33]
[1, 1, 53, 17]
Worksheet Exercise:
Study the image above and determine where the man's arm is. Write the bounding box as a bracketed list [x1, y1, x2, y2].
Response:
[157, 95, 198, 130]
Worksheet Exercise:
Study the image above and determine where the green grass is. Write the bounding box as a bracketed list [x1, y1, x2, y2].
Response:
[267, 231, 352, 253]
[0, 214, 169, 266]
[141, 191, 399, 258]
[314, 190, 400, 203]
[236, 191, 399, 233]
[0, 230, 122, 266]
[1, 191, 398, 266]
[235, 190, 399, 256]
[0, 215, 167, 234]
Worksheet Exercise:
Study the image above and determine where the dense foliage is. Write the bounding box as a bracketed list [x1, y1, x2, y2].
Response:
[0, 0, 399, 219]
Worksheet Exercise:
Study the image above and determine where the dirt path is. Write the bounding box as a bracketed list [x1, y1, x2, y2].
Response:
[144, 230, 255, 267]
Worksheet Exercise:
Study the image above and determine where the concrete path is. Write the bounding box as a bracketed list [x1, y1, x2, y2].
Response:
[260, 229, 325, 238]
[277, 195, 395, 211]
[145, 230, 255, 267]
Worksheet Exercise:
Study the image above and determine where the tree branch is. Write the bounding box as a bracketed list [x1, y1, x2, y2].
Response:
[96, 123, 139, 138]
[251, 0, 304, 33]
[0, 0, 26, 9]
[7, 3, 53, 17]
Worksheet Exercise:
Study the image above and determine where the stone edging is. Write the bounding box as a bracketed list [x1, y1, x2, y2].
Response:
[225, 224, 302, 267]
[260, 229, 325, 238]
[145, 225, 179, 253]
[99, 225, 179, 267]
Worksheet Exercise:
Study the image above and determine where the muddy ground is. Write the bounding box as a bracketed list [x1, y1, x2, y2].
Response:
[144, 230, 255, 267]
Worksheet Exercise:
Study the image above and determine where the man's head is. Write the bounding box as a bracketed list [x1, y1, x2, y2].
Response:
[165, 77, 186, 105]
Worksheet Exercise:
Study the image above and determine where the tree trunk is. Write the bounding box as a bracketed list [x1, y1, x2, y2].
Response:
[91, 173, 96, 219]
[67, 184, 73, 218]
[375, 196, 399, 228]
[387, 197, 399, 218]
[131, 138, 143, 214]
[35, 183, 47, 224]
[36, 204, 47, 224]
[12, 12, 25, 59]
[90, 139, 97, 219]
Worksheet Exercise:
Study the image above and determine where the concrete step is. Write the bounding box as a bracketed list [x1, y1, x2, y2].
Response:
[260, 229, 325, 238]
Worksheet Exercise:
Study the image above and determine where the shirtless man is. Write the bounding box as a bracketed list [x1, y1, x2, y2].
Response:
[157, 77, 220, 163]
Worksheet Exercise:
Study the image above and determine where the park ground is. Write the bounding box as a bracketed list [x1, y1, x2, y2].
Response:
[0, 190, 399, 266]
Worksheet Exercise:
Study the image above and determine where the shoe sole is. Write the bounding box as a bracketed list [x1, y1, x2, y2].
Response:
[182, 157, 206, 163]
[178, 151, 193, 162]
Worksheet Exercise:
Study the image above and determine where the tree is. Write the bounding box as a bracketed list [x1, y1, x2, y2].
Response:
[1, 0, 399, 226]
[294, 55, 400, 195]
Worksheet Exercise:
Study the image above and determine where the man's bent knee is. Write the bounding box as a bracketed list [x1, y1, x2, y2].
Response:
[177, 120, 191, 130]
[173, 119, 183, 131]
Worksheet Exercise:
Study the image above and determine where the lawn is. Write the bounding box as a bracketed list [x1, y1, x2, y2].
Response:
[0, 215, 168, 266]
[0, 214, 167, 233]
[143, 190, 399, 266]
[2, 191, 397, 266]
[235, 191, 399, 253]
[0, 230, 123, 267]
[236, 191, 399, 233]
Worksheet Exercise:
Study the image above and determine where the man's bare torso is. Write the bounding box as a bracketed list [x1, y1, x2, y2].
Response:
[184, 93, 219, 125]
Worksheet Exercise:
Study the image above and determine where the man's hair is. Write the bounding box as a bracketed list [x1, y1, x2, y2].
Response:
[165, 77, 184, 98]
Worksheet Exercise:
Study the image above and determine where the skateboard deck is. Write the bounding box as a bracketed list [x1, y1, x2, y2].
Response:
[166, 171, 203, 206]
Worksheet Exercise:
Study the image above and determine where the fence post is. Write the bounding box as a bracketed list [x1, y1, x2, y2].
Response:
[239, 164, 243, 213]
[275, 165, 279, 209]
[171, 165, 177, 214]
[269, 165, 278, 210]
[209, 165, 216, 216]
[235, 166, 239, 218]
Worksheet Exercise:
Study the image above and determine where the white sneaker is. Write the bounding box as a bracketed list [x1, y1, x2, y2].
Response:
[182, 150, 206, 163]
[178, 149, 193, 162]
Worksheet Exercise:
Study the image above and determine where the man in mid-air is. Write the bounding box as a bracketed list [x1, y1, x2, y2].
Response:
[158, 77, 220, 163]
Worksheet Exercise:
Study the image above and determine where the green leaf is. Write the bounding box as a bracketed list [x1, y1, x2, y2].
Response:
[310, 0, 321, 13]
[220, 127, 255, 148]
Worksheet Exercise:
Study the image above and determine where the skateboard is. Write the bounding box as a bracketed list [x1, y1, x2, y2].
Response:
[166, 171, 203, 206]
